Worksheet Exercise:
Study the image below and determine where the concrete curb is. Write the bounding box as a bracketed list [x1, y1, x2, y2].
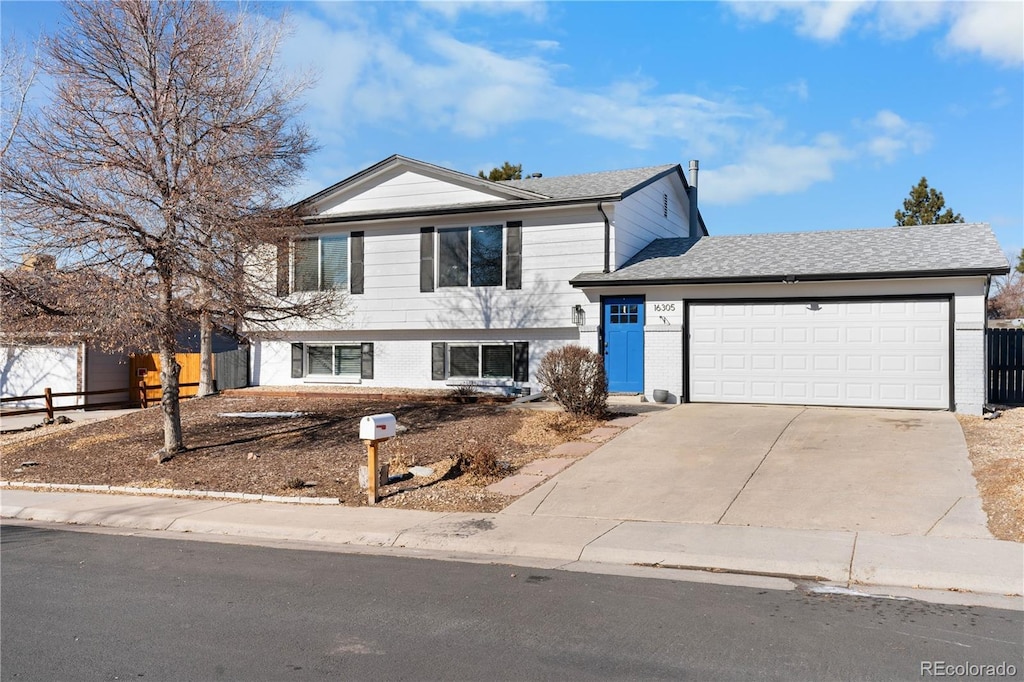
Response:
[1, 481, 341, 505]
[2, 489, 1021, 601]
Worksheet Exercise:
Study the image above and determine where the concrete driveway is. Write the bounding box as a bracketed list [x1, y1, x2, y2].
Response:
[502, 404, 991, 539]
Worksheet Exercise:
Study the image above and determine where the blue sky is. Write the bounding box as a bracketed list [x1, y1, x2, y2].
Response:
[4, 1, 1022, 257]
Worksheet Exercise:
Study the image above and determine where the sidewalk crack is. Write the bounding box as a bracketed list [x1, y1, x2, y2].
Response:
[576, 520, 623, 562]
[847, 532, 859, 587]
[716, 407, 806, 525]
[924, 497, 962, 536]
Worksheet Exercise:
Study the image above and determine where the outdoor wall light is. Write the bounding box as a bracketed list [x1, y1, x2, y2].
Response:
[572, 304, 586, 326]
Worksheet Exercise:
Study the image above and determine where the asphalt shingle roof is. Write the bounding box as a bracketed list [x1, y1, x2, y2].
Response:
[500, 165, 678, 199]
[572, 223, 1009, 285]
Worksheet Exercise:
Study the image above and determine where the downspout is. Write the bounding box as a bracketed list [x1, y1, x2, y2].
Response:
[598, 201, 611, 273]
[688, 160, 699, 237]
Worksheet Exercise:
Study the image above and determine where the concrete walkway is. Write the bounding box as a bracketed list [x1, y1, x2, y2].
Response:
[1, 408, 140, 433]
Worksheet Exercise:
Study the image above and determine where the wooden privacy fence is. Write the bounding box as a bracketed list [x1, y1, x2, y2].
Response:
[988, 328, 1024, 405]
[133, 347, 249, 406]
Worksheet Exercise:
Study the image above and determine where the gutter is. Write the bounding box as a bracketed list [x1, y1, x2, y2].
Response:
[300, 195, 624, 226]
[570, 268, 1010, 288]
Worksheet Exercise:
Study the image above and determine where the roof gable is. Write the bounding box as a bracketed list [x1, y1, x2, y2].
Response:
[297, 156, 691, 222]
[301, 155, 546, 217]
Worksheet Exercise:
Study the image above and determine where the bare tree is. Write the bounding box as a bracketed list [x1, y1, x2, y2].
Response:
[2, 1, 342, 459]
[0, 35, 38, 161]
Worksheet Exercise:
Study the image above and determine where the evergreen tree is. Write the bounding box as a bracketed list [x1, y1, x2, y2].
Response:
[894, 177, 964, 226]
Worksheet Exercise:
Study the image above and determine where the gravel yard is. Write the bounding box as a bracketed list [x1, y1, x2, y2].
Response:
[0, 393, 602, 513]
[956, 406, 1024, 542]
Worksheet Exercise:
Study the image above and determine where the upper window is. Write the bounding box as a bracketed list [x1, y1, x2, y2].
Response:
[294, 235, 348, 292]
[438, 225, 502, 287]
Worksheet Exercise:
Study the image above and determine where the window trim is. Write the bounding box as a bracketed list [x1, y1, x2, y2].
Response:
[292, 233, 350, 293]
[437, 224, 504, 288]
[445, 343, 515, 380]
[304, 343, 362, 377]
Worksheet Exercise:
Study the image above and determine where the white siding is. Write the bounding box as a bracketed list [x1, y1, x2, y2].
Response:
[276, 207, 606, 333]
[612, 174, 691, 269]
[0, 344, 80, 408]
[318, 170, 506, 216]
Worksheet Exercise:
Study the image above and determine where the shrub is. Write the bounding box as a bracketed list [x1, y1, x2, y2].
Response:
[536, 344, 608, 418]
[453, 439, 502, 478]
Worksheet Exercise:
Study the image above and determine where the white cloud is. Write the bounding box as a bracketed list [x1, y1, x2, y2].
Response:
[861, 109, 932, 162]
[728, 1, 873, 41]
[419, 1, 548, 23]
[726, 0, 1024, 66]
[945, 2, 1024, 67]
[701, 134, 853, 204]
[872, 1, 945, 39]
[281, 5, 935, 206]
[786, 78, 810, 101]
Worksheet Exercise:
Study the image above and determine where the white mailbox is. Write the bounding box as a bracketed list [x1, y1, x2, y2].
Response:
[359, 413, 397, 441]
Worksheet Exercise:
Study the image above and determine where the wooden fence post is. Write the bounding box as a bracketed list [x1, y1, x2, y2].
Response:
[44, 387, 54, 420]
[138, 380, 148, 409]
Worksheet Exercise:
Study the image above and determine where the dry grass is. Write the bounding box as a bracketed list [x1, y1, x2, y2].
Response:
[0, 395, 616, 513]
[956, 406, 1024, 542]
[510, 411, 601, 447]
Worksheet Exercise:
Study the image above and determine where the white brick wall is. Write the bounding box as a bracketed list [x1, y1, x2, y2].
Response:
[253, 330, 582, 394]
[954, 327, 985, 415]
[643, 325, 683, 403]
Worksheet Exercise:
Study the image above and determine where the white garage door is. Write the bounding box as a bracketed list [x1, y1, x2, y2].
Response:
[688, 299, 950, 409]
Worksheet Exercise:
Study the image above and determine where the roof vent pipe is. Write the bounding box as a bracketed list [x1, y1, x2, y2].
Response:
[688, 160, 699, 237]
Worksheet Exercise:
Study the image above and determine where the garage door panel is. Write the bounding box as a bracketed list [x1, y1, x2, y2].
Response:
[689, 300, 949, 409]
[722, 328, 746, 343]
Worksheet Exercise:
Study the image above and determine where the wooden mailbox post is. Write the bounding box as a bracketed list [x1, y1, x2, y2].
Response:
[359, 413, 396, 505]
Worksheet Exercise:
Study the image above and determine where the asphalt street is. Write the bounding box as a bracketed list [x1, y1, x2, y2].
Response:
[2, 523, 1021, 681]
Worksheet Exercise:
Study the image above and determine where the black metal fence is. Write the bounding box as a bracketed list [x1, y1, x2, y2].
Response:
[215, 346, 249, 391]
[988, 328, 1024, 405]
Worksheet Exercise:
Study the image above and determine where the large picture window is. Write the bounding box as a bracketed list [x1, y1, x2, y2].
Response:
[438, 225, 502, 288]
[294, 235, 348, 292]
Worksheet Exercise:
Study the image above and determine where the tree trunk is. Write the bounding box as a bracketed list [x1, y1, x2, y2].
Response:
[157, 341, 184, 461]
[198, 308, 214, 397]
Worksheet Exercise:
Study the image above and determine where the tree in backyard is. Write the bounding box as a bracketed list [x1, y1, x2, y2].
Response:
[478, 162, 524, 181]
[1, 0, 344, 459]
[894, 177, 964, 226]
[988, 250, 1024, 321]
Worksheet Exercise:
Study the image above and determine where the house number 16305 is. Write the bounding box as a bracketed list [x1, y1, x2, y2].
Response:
[653, 304, 676, 312]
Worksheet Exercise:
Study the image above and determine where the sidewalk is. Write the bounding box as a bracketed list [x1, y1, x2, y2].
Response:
[2, 488, 1021, 608]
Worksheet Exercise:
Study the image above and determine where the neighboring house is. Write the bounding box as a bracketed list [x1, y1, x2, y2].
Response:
[0, 339, 131, 410]
[1, 328, 243, 410]
[252, 154, 1008, 415]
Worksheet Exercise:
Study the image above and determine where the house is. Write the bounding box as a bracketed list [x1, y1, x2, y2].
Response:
[252, 154, 1009, 415]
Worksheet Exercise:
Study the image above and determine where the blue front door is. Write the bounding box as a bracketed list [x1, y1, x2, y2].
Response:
[603, 296, 644, 393]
